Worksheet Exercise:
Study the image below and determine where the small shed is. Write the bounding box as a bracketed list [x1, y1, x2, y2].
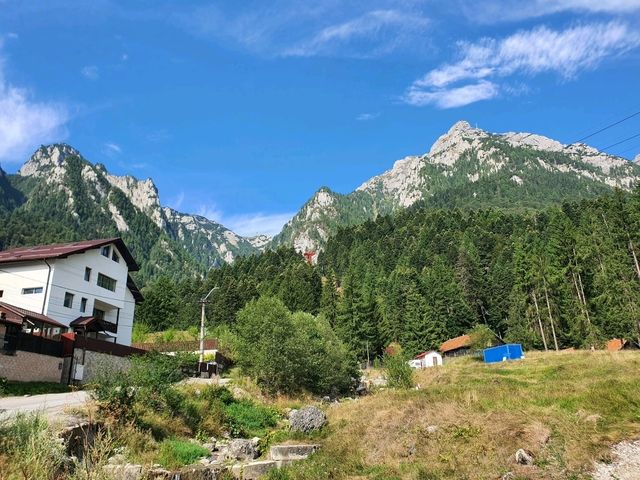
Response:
[411, 350, 443, 368]
[483, 344, 524, 364]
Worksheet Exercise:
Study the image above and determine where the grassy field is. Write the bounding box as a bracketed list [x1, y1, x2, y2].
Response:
[275, 351, 640, 480]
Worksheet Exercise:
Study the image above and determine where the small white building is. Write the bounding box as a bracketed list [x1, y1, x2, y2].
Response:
[0, 238, 143, 346]
[410, 350, 443, 369]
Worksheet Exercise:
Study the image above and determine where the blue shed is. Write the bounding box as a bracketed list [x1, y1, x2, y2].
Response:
[483, 344, 524, 364]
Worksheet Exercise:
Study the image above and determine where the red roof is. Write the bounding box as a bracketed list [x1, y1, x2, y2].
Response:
[0, 301, 66, 328]
[440, 334, 472, 353]
[415, 350, 439, 359]
[0, 238, 139, 271]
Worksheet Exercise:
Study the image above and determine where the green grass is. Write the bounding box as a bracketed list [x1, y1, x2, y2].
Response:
[225, 399, 279, 438]
[0, 380, 71, 397]
[276, 351, 640, 480]
[156, 439, 210, 470]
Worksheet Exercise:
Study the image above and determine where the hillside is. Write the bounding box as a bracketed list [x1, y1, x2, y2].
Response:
[0, 145, 264, 282]
[277, 351, 640, 480]
[274, 121, 640, 253]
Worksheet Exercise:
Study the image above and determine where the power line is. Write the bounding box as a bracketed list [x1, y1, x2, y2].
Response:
[600, 132, 640, 152]
[572, 110, 640, 145]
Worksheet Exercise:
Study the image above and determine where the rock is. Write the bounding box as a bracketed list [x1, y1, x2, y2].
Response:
[269, 444, 319, 462]
[175, 464, 217, 480]
[202, 442, 216, 453]
[226, 438, 260, 461]
[107, 453, 127, 465]
[289, 406, 327, 433]
[515, 448, 534, 465]
[426, 425, 438, 434]
[501, 473, 515, 480]
[102, 463, 143, 480]
[233, 460, 278, 480]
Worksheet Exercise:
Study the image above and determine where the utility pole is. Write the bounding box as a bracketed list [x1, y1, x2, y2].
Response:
[199, 286, 219, 363]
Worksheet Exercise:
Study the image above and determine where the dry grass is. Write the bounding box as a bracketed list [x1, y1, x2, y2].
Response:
[280, 351, 640, 480]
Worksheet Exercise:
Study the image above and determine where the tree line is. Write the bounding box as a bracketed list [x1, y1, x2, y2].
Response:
[136, 188, 640, 360]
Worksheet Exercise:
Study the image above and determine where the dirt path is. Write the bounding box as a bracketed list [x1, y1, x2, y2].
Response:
[593, 439, 640, 480]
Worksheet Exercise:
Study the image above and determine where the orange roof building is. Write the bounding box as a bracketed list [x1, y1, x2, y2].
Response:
[440, 334, 472, 356]
[606, 338, 626, 351]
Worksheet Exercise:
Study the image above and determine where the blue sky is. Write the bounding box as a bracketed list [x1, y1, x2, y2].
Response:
[0, 0, 639, 236]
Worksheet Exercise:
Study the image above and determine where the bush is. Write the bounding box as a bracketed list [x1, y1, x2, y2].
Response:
[156, 439, 210, 470]
[384, 350, 413, 389]
[0, 413, 66, 479]
[235, 297, 358, 395]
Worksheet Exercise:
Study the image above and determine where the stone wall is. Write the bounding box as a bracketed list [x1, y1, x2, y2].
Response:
[62, 348, 132, 385]
[0, 350, 63, 382]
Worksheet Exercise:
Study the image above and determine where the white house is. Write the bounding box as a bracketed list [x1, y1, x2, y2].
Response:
[410, 350, 443, 369]
[0, 238, 143, 346]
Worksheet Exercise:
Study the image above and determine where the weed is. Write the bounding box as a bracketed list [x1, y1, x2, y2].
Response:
[156, 439, 210, 470]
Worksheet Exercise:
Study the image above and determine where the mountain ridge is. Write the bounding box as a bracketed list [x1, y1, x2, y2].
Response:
[273, 120, 640, 253]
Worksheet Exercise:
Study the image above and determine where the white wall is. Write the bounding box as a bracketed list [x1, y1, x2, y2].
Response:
[421, 352, 443, 368]
[0, 242, 136, 346]
[0, 262, 52, 314]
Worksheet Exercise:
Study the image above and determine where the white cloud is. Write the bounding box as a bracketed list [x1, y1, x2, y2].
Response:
[283, 9, 429, 57]
[356, 112, 380, 121]
[0, 47, 68, 162]
[81, 65, 99, 80]
[405, 80, 499, 108]
[224, 212, 294, 237]
[104, 142, 121, 154]
[404, 21, 640, 108]
[461, 0, 640, 23]
[196, 202, 292, 236]
[169, 191, 185, 210]
[176, 3, 430, 58]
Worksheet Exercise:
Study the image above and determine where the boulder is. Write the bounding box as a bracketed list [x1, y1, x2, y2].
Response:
[102, 463, 143, 480]
[515, 448, 534, 465]
[289, 406, 327, 433]
[226, 438, 260, 461]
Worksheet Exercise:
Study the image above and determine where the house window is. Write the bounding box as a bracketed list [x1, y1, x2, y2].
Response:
[84, 267, 91, 282]
[64, 292, 74, 308]
[22, 287, 43, 294]
[97, 273, 116, 292]
[0, 290, 3, 297]
[112, 251, 120, 263]
[93, 308, 105, 320]
[101, 246, 110, 257]
[80, 298, 88, 313]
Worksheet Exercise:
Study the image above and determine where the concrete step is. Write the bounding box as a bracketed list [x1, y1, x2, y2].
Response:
[231, 460, 278, 480]
[269, 444, 319, 462]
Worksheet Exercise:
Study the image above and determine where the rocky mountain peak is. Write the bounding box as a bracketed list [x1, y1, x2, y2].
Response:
[634, 154, 640, 163]
[19, 144, 82, 177]
[428, 120, 486, 166]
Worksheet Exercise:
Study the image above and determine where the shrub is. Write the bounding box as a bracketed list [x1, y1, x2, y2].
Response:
[0, 376, 6, 396]
[0, 413, 66, 479]
[235, 297, 357, 395]
[156, 439, 210, 470]
[384, 350, 413, 389]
